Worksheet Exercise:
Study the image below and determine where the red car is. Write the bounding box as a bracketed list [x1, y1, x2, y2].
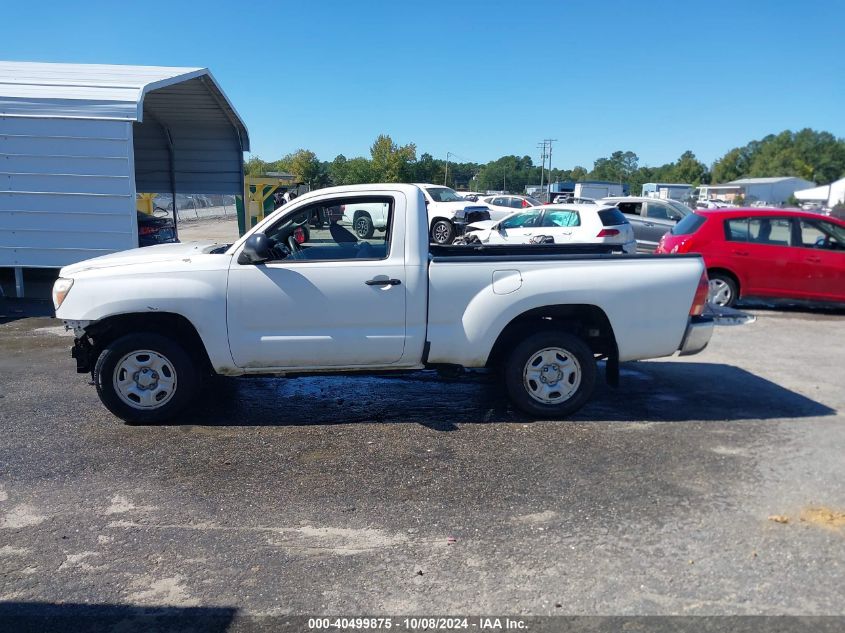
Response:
[656, 208, 845, 307]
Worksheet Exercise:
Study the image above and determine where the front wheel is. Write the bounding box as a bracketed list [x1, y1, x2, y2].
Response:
[430, 219, 454, 245]
[504, 331, 596, 419]
[93, 333, 201, 424]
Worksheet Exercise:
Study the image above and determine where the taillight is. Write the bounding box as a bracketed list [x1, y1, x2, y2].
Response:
[690, 269, 709, 316]
[294, 227, 306, 244]
[522, 199, 529, 208]
[138, 225, 156, 236]
[597, 228, 620, 237]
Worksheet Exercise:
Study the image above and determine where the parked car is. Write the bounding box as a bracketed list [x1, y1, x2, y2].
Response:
[479, 195, 543, 220]
[137, 212, 176, 247]
[415, 183, 492, 244]
[465, 204, 637, 253]
[600, 196, 692, 252]
[341, 201, 390, 239]
[54, 183, 713, 423]
[656, 208, 845, 307]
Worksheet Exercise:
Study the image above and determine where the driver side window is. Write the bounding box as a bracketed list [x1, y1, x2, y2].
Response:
[263, 197, 393, 261]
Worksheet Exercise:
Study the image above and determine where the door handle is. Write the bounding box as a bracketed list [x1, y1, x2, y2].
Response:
[733, 250, 749, 256]
[365, 278, 401, 286]
[806, 256, 822, 264]
[644, 222, 654, 227]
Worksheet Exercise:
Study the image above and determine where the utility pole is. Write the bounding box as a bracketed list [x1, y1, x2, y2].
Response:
[544, 138, 557, 193]
[444, 152, 452, 186]
[537, 141, 547, 194]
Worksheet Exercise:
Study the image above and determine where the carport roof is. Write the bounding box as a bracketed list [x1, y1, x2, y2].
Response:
[0, 61, 249, 150]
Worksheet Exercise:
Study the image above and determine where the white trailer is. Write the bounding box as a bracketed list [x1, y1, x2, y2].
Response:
[574, 182, 624, 200]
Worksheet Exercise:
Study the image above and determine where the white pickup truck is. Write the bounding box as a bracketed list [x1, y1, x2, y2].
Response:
[53, 184, 714, 423]
[415, 183, 493, 244]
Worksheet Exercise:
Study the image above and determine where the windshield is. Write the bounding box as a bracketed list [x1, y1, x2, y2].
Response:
[425, 187, 464, 203]
[524, 196, 542, 207]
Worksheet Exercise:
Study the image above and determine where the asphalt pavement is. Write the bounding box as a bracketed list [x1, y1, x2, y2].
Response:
[0, 305, 844, 628]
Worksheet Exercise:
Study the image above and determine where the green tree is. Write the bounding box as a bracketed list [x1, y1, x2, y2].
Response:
[670, 150, 708, 184]
[590, 151, 639, 182]
[244, 156, 269, 176]
[370, 134, 417, 182]
[712, 129, 845, 184]
[287, 149, 321, 185]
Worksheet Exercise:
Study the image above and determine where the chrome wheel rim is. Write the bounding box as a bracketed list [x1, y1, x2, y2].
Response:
[433, 222, 451, 244]
[523, 347, 582, 405]
[354, 217, 370, 237]
[113, 350, 177, 410]
[708, 279, 732, 306]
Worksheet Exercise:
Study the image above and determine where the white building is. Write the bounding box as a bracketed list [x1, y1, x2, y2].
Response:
[0, 61, 249, 295]
[794, 177, 845, 208]
[697, 177, 815, 206]
[641, 182, 693, 201]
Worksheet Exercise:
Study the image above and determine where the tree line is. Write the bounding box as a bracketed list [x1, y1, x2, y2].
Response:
[245, 129, 845, 195]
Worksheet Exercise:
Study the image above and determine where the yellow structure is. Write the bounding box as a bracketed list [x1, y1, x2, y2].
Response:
[136, 193, 157, 215]
[244, 174, 296, 227]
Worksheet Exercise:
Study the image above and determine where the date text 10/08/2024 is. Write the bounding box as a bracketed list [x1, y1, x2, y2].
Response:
[307, 617, 528, 630]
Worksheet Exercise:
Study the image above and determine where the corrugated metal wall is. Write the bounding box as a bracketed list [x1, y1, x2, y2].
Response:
[133, 78, 244, 195]
[0, 116, 136, 267]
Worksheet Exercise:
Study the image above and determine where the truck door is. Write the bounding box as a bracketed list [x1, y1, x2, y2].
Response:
[226, 193, 407, 368]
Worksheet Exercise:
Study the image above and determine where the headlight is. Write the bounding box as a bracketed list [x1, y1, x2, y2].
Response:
[52, 278, 74, 310]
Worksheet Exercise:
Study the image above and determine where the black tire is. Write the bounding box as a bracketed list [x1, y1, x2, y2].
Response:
[503, 331, 597, 419]
[707, 272, 738, 308]
[93, 332, 201, 424]
[430, 219, 454, 245]
[353, 213, 375, 239]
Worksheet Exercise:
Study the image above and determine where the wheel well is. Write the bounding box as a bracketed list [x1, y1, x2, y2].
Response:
[430, 216, 452, 227]
[353, 210, 371, 220]
[84, 313, 213, 374]
[707, 267, 740, 294]
[487, 304, 618, 368]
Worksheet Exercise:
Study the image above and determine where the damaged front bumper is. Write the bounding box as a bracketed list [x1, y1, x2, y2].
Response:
[65, 320, 94, 373]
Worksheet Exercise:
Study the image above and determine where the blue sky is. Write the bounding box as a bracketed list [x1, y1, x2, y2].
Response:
[2, 0, 843, 170]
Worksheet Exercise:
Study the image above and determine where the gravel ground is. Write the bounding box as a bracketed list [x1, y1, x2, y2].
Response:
[1, 303, 844, 629]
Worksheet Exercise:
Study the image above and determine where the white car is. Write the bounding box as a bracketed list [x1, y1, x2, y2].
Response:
[54, 184, 713, 423]
[414, 183, 493, 244]
[465, 204, 637, 253]
[479, 194, 543, 221]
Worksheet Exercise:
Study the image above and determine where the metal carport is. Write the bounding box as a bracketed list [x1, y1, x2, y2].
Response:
[0, 61, 249, 295]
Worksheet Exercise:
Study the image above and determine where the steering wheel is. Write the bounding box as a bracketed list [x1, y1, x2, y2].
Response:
[287, 234, 302, 254]
[267, 237, 291, 260]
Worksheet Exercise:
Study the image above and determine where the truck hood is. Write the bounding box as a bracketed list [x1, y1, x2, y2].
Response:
[433, 201, 490, 212]
[60, 241, 225, 276]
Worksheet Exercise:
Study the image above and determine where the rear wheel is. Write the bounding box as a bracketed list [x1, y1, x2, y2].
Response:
[94, 333, 201, 424]
[430, 219, 454, 245]
[708, 272, 738, 307]
[353, 213, 375, 239]
[504, 331, 596, 419]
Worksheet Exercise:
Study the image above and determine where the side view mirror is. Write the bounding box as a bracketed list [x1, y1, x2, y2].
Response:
[237, 232, 272, 265]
